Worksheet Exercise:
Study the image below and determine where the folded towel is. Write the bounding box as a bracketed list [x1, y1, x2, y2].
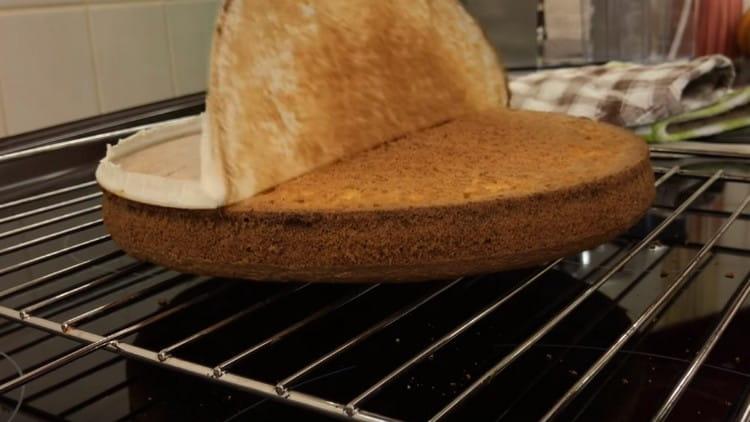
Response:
[634, 86, 750, 142]
[510, 55, 735, 128]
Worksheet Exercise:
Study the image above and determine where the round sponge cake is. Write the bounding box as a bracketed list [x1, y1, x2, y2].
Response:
[102, 109, 654, 282]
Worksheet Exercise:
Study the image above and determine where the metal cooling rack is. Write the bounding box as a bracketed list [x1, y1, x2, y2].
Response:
[1, 124, 750, 421]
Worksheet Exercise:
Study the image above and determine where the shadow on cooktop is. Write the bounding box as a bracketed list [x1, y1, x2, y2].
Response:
[124, 269, 642, 421]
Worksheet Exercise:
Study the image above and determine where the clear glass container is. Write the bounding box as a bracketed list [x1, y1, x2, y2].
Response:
[581, 0, 698, 63]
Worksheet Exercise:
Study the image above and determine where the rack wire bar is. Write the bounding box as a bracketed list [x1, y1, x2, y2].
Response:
[157, 283, 310, 361]
[0, 181, 98, 211]
[0, 192, 102, 225]
[741, 390, 750, 422]
[0, 234, 111, 278]
[0, 297, 391, 422]
[0, 268, 167, 353]
[60, 273, 196, 331]
[653, 218, 750, 416]
[277, 278, 465, 395]
[492, 247, 674, 421]
[652, 165, 750, 184]
[19, 262, 155, 317]
[0, 266, 166, 345]
[345, 259, 562, 415]
[538, 191, 750, 421]
[0, 250, 124, 300]
[0, 219, 103, 256]
[213, 284, 381, 378]
[652, 165, 681, 185]
[649, 145, 750, 160]
[0, 116, 196, 164]
[23, 356, 123, 402]
[655, 275, 750, 421]
[652, 166, 680, 188]
[427, 170, 722, 421]
[650, 204, 750, 222]
[0, 284, 223, 395]
[0, 205, 102, 241]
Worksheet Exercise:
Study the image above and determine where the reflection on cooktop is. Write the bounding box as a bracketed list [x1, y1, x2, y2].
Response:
[120, 228, 749, 422]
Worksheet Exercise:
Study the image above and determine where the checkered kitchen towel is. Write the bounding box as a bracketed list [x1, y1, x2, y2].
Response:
[510, 55, 735, 128]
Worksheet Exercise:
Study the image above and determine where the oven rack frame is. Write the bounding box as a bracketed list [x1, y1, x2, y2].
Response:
[0, 127, 749, 421]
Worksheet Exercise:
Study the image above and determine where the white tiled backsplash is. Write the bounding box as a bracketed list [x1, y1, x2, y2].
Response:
[0, 0, 220, 137]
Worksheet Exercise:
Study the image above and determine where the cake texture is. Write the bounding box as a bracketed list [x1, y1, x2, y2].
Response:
[203, 0, 509, 206]
[101, 110, 655, 282]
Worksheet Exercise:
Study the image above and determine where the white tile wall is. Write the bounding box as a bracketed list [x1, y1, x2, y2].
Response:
[546, 0, 582, 41]
[0, 0, 219, 137]
[0, 6, 100, 135]
[89, 2, 176, 112]
[165, 0, 218, 95]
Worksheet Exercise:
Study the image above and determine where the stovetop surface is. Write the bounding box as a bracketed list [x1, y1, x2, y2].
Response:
[0, 96, 749, 422]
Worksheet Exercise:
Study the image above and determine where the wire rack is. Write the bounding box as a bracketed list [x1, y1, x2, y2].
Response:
[1, 122, 750, 421]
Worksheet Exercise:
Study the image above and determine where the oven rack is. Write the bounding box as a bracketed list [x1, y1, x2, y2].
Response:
[1, 133, 750, 421]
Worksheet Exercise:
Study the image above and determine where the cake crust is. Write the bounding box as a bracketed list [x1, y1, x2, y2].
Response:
[101, 110, 655, 282]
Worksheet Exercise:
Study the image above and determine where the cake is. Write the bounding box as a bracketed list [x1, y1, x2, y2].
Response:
[97, 0, 654, 282]
[101, 109, 654, 282]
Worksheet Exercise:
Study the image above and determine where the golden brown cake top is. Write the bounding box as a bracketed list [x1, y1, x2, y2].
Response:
[206, 0, 509, 205]
[233, 109, 649, 212]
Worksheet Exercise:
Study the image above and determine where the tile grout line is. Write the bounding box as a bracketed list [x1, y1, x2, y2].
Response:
[0, 3, 81, 13]
[84, 4, 104, 114]
[0, 77, 8, 137]
[161, 0, 180, 97]
[0, 1, 162, 14]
